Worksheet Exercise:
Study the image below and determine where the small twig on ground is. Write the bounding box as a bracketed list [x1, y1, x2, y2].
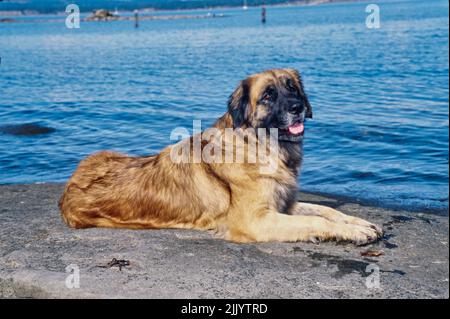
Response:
[361, 249, 384, 257]
[97, 258, 130, 271]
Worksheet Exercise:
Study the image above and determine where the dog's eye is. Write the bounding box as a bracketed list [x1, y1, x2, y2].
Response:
[286, 79, 297, 93]
[262, 87, 277, 102]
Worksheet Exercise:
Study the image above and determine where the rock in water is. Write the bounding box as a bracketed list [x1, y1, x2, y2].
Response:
[0, 123, 56, 136]
[85, 9, 118, 21]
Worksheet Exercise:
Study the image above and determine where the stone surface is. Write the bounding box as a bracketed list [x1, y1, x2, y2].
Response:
[0, 183, 448, 298]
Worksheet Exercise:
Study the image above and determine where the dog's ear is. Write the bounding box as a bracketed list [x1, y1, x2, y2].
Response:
[227, 79, 250, 128]
[286, 68, 313, 119]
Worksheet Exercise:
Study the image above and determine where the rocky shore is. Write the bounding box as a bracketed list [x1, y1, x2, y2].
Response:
[0, 183, 448, 298]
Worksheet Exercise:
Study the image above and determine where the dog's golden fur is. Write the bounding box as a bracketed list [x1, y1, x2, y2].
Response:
[59, 69, 383, 244]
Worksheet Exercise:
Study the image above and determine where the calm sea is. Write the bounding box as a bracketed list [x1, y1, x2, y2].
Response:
[0, 0, 448, 214]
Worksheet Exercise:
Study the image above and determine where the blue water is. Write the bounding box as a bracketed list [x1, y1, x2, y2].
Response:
[0, 0, 448, 214]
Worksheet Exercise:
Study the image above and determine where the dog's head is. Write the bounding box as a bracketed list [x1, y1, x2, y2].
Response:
[227, 68, 312, 142]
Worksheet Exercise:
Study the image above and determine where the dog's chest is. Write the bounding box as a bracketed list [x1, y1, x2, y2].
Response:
[273, 180, 298, 214]
[272, 142, 303, 214]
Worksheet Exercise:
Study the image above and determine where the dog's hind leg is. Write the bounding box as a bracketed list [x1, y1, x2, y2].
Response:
[288, 202, 383, 237]
[63, 211, 159, 229]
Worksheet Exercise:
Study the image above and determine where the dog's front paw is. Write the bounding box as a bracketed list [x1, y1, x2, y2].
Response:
[343, 216, 384, 239]
[332, 223, 381, 245]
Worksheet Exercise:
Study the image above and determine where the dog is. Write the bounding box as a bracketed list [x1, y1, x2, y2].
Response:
[59, 68, 383, 244]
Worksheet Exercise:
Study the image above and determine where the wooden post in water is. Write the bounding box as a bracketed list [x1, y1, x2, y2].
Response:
[134, 9, 139, 28]
[261, 6, 266, 24]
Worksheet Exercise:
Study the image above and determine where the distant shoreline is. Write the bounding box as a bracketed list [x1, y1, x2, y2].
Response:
[0, 12, 227, 24]
[0, 0, 360, 18]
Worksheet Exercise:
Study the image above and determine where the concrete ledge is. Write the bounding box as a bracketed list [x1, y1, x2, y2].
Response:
[0, 183, 448, 298]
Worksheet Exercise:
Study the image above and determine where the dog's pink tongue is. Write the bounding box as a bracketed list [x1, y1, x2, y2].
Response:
[288, 123, 304, 135]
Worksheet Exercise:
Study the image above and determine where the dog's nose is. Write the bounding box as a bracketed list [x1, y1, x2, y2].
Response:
[289, 103, 303, 114]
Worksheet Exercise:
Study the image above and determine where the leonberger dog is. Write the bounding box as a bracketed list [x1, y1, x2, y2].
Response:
[59, 69, 383, 244]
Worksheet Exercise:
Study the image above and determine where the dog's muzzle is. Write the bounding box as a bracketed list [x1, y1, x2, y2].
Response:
[278, 123, 305, 142]
[278, 106, 306, 142]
